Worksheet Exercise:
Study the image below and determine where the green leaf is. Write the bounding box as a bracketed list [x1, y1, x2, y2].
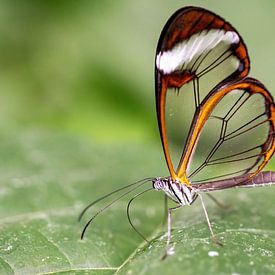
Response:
[0, 130, 274, 274]
[0, 1, 274, 274]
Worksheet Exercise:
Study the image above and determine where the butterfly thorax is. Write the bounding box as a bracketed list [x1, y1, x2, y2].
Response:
[152, 177, 198, 205]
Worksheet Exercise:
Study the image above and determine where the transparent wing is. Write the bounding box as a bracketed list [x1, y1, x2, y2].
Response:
[155, 6, 249, 179]
[181, 78, 275, 185]
[164, 82, 195, 168]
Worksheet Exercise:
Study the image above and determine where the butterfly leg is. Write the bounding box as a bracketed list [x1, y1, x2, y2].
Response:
[206, 193, 231, 209]
[198, 194, 223, 246]
[162, 194, 168, 226]
[162, 204, 182, 260]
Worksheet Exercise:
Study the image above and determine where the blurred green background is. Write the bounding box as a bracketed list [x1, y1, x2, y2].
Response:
[0, 1, 274, 274]
[1, 0, 275, 144]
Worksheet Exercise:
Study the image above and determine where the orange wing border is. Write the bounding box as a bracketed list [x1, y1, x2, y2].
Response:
[177, 78, 275, 184]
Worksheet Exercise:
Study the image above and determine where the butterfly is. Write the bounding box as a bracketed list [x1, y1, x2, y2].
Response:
[79, 6, 275, 259]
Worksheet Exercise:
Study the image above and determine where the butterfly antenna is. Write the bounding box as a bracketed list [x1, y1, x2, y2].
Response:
[126, 187, 154, 243]
[78, 177, 153, 221]
[80, 179, 152, 239]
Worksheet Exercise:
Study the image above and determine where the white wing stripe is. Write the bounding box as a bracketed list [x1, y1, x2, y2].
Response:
[156, 29, 240, 74]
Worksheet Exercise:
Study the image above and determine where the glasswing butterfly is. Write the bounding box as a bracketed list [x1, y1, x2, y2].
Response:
[79, 6, 275, 258]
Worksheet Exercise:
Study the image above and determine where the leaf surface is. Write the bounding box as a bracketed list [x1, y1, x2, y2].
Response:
[0, 130, 274, 274]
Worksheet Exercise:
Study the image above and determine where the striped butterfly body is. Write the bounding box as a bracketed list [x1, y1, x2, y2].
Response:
[80, 6, 275, 259]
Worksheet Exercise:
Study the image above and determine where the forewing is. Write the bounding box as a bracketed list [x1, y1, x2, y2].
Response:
[155, 6, 249, 178]
[182, 78, 275, 186]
